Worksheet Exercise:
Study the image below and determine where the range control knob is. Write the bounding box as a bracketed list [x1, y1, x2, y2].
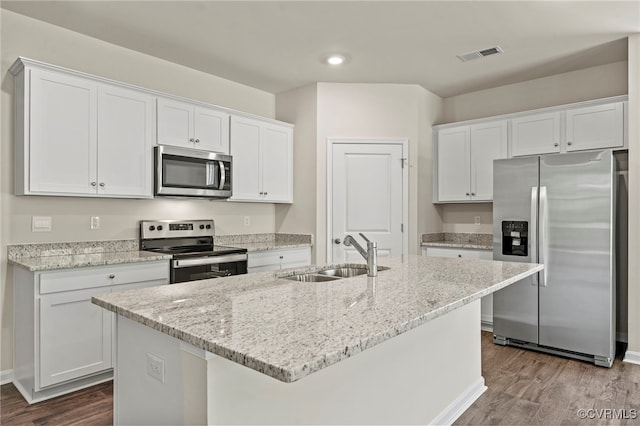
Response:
[149, 225, 156, 231]
[200, 224, 205, 229]
[157, 225, 163, 231]
[206, 224, 211, 229]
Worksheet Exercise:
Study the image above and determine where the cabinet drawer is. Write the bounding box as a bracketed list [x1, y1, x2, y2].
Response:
[39, 261, 169, 294]
[247, 247, 311, 268]
[422, 246, 492, 260]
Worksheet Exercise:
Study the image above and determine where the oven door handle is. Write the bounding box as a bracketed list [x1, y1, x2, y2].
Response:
[173, 254, 247, 268]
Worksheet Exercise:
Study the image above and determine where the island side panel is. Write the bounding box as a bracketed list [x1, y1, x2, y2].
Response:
[206, 300, 484, 425]
[114, 300, 484, 425]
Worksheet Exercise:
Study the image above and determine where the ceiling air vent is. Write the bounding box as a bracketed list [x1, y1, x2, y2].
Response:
[457, 45, 504, 62]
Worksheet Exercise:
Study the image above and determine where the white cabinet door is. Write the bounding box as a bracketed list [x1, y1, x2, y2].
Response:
[39, 287, 112, 388]
[566, 102, 624, 152]
[97, 84, 154, 198]
[437, 127, 470, 202]
[194, 106, 230, 153]
[470, 121, 508, 201]
[29, 68, 97, 195]
[511, 112, 561, 156]
[261, 124, 293, 203]
[230, 115, 294, 203]
[158, 98, 230, 154]
[157, 98, 194, 148]
[230, 116, 262, 201]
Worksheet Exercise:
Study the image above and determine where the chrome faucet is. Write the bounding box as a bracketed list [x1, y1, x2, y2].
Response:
[343, 233, 377, 277]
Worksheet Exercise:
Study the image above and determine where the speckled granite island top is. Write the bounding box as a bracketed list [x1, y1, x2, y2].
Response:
[92, 255, 542, 383]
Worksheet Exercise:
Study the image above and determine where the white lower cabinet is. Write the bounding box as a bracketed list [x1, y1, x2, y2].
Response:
[247, 247, 311, 273]
[13, 261, 169, 403]
[421, 246, 494, 327]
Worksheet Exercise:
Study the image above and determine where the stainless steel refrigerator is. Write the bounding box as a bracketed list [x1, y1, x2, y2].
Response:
[493, 149, 615, 367]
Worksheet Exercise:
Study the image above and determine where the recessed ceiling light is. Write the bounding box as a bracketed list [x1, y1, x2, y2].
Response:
[326, 54, 346, 65]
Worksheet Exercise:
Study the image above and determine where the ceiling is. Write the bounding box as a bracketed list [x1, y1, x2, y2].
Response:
[2, 1, 639, 98]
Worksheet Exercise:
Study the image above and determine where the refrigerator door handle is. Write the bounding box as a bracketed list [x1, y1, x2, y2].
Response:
[531, 186, 538, 286]
[539, 186, 548, 287]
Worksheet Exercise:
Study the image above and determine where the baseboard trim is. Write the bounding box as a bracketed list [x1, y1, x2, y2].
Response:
[480, 320, 493, 333]
[429, 376, 487, 426]
[0, 369, 13, 385]
[623, 350, 640, 365]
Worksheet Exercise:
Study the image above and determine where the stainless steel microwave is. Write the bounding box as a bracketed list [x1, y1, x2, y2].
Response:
[155, 145, 232, 199]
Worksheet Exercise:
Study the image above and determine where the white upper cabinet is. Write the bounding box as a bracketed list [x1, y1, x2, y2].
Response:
[230, 115, 293, 203]
[511, 112, 561, 157]
[97, 84, 154, 197]
[436, 127, 470, 202]
[14, 63, 153, 198]
[470, 121, 508, 200]
[157, 97, 230, 154]
[28, 68, 98, 195]
[566, 102, 624, 152]
[435, 120, 507, 202]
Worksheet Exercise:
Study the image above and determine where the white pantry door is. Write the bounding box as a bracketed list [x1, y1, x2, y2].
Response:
[331, 143, 405, 263]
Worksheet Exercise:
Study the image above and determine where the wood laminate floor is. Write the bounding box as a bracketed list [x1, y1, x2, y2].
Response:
[1, 332, 639, 425]
[456, 332, 640, 425]
[0, 381, 112, 425]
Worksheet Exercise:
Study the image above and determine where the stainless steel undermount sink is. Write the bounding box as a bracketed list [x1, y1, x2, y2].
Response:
[284, 274, 341, 282]
[282, 265, 390, 282]
[318, 265, 390, 278]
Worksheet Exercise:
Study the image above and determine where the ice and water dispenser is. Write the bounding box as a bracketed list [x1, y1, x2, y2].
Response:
[501, 221, 528, 256]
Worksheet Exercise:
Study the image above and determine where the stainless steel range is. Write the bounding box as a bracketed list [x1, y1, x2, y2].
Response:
[140, 220, 247, 283]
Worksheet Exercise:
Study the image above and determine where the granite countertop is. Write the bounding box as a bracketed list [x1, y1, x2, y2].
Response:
[421, 232, 492, 250]
[215, 233, 313, 252]
[93, 255, 542, 383]
[7, 240, 171, 272]
[9, 251, 171, 272]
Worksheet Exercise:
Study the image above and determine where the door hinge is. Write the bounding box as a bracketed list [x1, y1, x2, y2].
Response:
[401, 223, 404, 232]
[400, 158, 407, 168]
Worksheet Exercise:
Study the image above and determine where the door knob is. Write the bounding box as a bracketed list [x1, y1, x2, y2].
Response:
[334, 238, 342, 244]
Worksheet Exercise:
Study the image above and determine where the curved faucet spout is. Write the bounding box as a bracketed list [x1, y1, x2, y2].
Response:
[343, 234, 378, 277]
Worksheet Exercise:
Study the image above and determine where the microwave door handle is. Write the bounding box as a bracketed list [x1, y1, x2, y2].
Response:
[218, 161, 226, 190]
[206, 162, 215, 187]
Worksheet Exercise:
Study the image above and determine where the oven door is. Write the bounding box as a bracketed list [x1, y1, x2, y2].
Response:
[171, 254, 247, 283]
[155, 145, 232, 198]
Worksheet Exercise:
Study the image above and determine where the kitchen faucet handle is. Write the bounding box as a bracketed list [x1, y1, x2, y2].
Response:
[358, 233, 371, 243]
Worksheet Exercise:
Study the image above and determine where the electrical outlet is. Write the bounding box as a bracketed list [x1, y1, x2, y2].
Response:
[244, 216, 250, 227]
[90, 216, 100, 230]
[474, 216, 481, 225]
[146, 353, 165, 383]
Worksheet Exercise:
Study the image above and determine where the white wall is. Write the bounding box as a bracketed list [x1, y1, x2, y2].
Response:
[442, 61, 628, 123]
[316, 83, 443, 263]
[0, 10, 278, 373]
[275, 84, 318, 261]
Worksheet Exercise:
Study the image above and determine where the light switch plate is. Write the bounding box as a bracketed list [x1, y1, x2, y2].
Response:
[91, 216, 100, 230]
[32, 216, 52, 232]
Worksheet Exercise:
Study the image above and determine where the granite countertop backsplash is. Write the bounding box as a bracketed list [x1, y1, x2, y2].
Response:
[421, 233, 492, 250]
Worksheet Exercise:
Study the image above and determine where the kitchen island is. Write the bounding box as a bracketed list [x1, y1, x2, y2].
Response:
[93, 255, 541, 425]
